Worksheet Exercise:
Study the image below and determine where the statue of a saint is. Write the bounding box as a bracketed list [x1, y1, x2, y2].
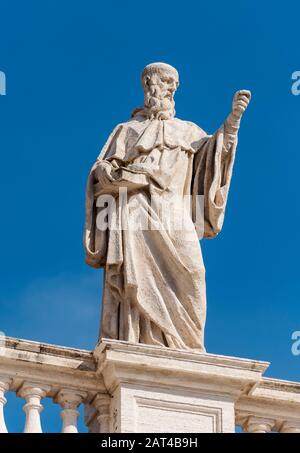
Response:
[84, 62, 250, 351]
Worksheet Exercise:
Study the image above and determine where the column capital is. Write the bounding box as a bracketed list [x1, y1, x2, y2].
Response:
[55, 389, 87, 409]
[0, 376, 12, 395]
[92, 393, 111, 413]
[17, 381, 51, 400]
[55, 389, 87, 433]
[280, 420, 300, 433]
[244, 416, 275, 433]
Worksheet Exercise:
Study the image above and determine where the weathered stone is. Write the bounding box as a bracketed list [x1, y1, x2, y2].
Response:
[84, 62, 251, 351]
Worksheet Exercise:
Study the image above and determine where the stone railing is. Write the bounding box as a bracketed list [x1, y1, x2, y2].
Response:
[0, 337, 106, 433]
[236, 378, 300, 433]
[0, 336, 299, 433]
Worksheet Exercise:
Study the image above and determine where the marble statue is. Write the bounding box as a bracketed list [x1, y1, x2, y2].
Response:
[84, 62, 251, 351]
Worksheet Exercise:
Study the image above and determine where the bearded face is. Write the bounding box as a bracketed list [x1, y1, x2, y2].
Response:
[143, 69, 179, 120]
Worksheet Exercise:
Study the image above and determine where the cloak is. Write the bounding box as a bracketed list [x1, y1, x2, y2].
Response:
[84, 114, 238, 349]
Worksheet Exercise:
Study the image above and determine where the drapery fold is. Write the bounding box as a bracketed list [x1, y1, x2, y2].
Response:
[84, 116, 238, 350]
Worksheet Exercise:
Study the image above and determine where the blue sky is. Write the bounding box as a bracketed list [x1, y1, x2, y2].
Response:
[0, 0, 299, 432]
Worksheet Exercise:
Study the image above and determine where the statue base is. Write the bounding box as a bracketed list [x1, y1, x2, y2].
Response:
[85, 339, 270, 433]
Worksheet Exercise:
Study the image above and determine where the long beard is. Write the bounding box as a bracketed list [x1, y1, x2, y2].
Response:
[131, 88, 176, 120]
[144, 90, 175, 120]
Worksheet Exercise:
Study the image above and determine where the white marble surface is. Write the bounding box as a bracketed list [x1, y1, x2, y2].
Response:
[84, 62, 251, 351]
[1, 337, 300, 433]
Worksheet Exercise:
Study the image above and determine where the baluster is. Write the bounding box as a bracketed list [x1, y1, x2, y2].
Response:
[280, 420, 300, 433]
[92, 393, 111, 433]
[243, 416, 275, 433]
[18, 382, 50, 433]
[0, 377, 12, 433]
[55, 389, 87, 433]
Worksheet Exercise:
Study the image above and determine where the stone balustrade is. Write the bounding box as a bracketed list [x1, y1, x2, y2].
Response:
[236, 377, 300, 433]
[0, 336, 105, 433]
[0, 336, 299, 433]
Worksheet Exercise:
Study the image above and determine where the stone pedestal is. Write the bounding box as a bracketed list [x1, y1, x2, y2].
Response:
[86, 340, 269, 433]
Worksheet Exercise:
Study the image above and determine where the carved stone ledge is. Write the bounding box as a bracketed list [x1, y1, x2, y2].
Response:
[91, 339, 269, 433]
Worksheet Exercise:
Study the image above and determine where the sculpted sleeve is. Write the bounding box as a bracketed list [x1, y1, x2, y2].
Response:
[192, 124, 238, 239]
[84, 124, 123, 268]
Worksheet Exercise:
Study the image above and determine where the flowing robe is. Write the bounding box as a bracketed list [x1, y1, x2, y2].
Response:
[84, 114, 238, 350]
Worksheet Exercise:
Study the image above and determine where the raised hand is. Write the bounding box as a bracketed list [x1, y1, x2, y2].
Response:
[232, 90, 251, 119]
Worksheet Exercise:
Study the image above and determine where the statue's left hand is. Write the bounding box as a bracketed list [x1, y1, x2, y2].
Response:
[232, 90, 251, 119]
